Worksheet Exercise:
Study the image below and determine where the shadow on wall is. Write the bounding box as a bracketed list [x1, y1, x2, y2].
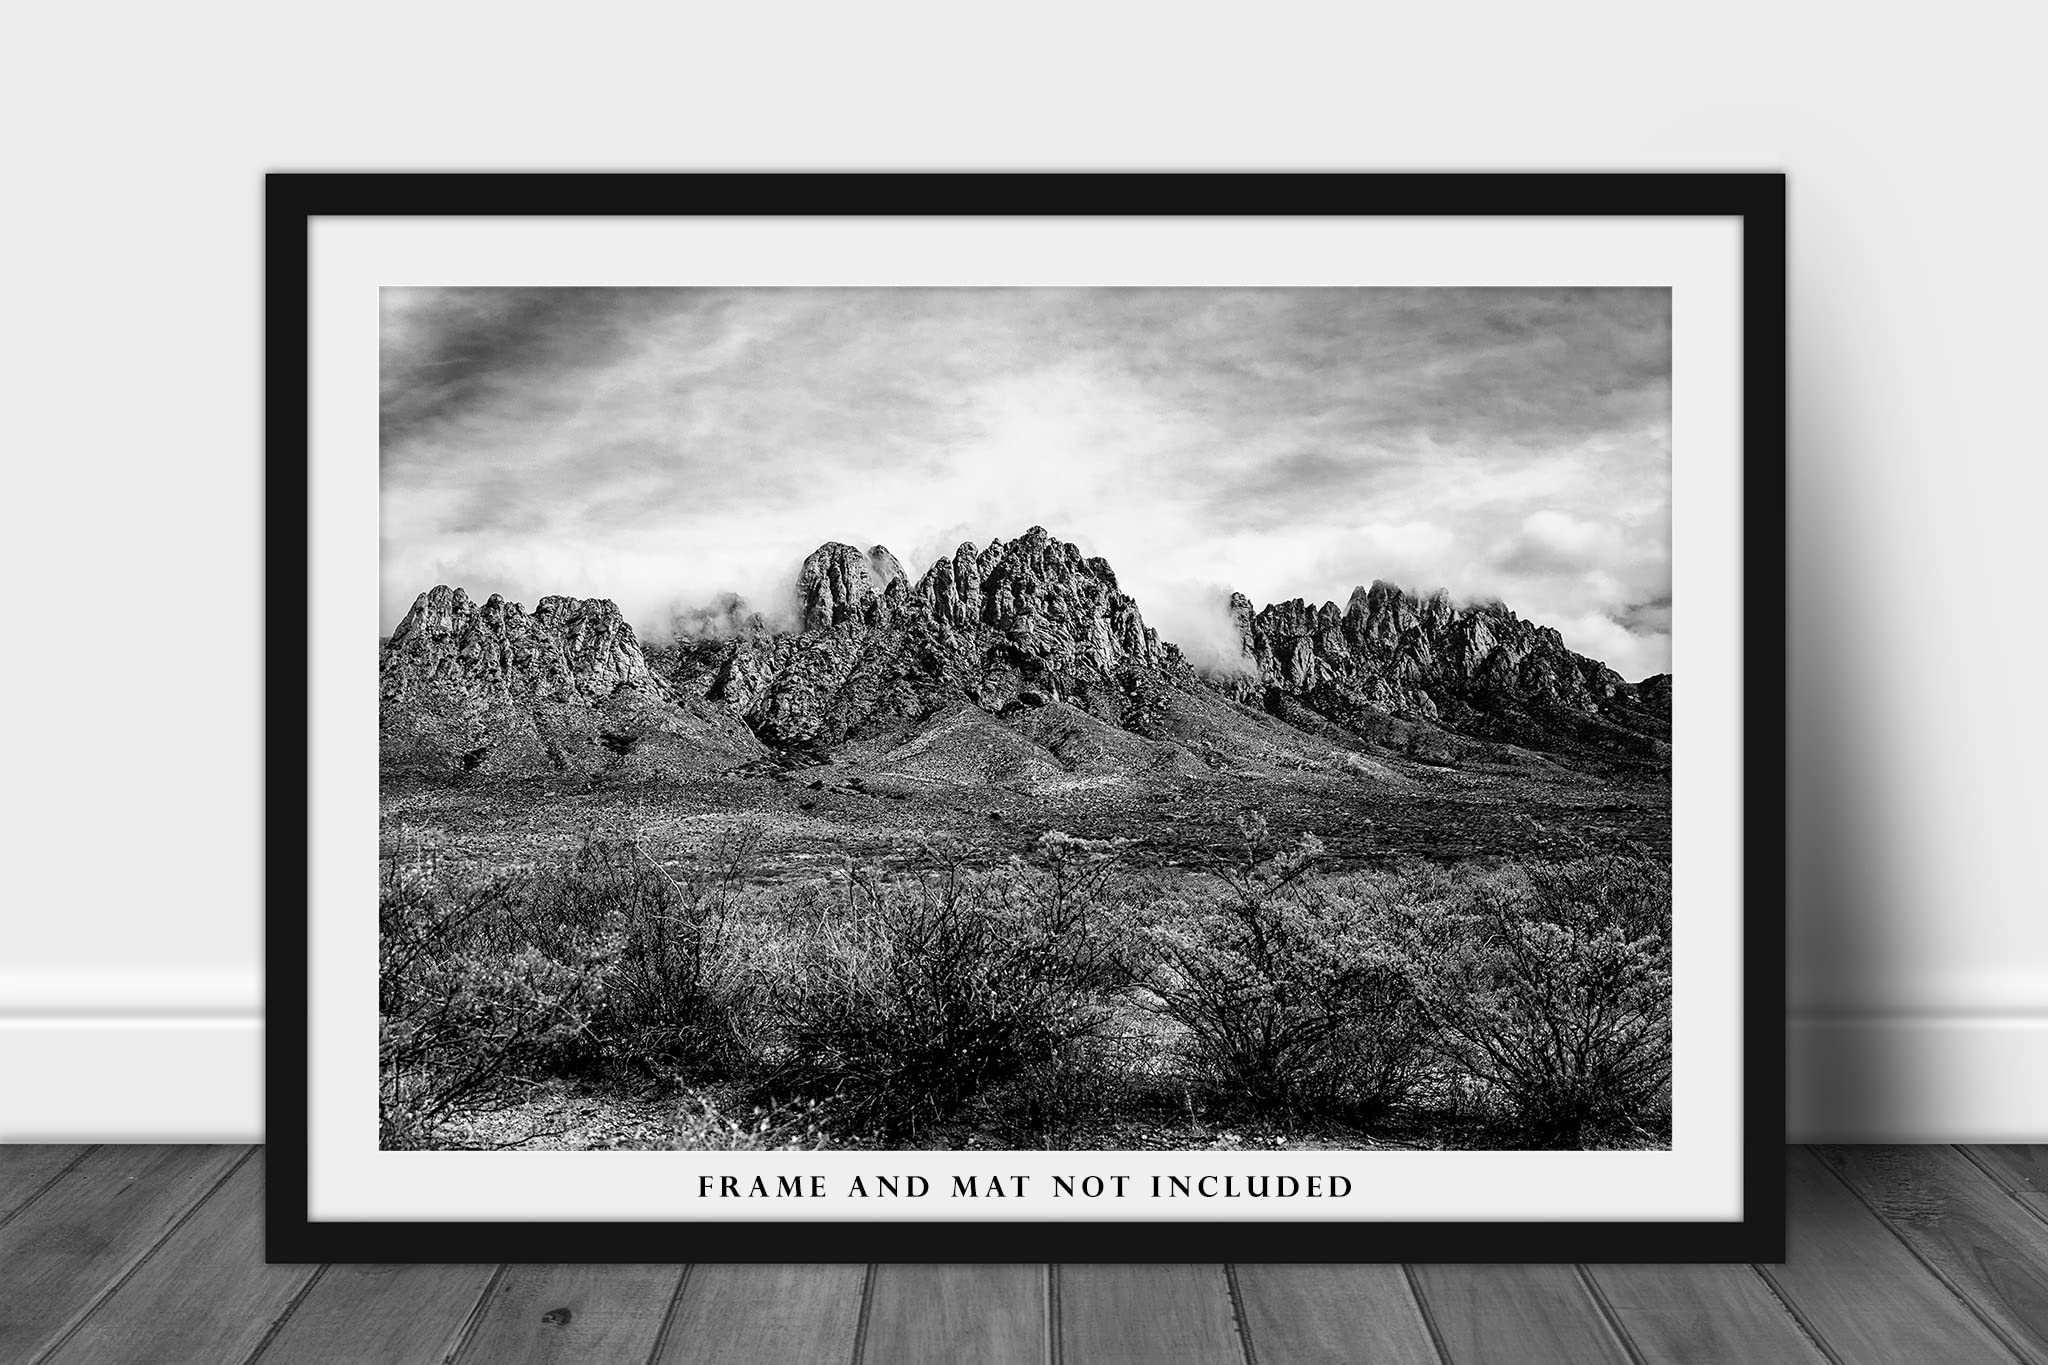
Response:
[1784, 296, 1927, 1142]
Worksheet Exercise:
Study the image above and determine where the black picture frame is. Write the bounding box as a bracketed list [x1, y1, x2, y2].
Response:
[267, 171, 1786, 1264]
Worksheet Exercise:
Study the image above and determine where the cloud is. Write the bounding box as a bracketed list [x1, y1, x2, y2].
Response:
[382, 287, 1673, 678]
[1499, 510, 1624, 577]
[1550, 613, 1671, 686]
[1142, 584, 1257, 678]
[1618, 596, 1673, 636]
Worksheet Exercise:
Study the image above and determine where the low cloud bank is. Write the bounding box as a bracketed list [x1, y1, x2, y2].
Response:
[1142, 585, 1257, 677]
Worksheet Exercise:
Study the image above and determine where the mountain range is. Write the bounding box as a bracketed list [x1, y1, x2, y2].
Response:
[379, 526, 1669, 789]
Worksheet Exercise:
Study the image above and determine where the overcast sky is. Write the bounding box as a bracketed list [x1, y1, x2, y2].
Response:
[382, 287, 1671, 679]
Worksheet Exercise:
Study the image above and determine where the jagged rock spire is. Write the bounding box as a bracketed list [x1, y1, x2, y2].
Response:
[382, 585, 661, 706]
[718, 528, 1183, 746]
[379, 584, 761, 781]
[796, 542, 910, 630]
[1226, 577, 1665, 749]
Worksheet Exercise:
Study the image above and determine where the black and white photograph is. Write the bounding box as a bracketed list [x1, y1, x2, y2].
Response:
[375, 284, 1676, 1159]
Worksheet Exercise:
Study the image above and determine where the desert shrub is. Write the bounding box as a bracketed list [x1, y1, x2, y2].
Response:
[567, 828, 766, 1080]
[1397, 855, 1672, 1146]
[970, 1032, 1142, 1149]
[377, 838, 615, 1149]
[985, 830, 1145, 994]
[1141, 815, 1423, 1119]
[763, 832, 1136, 1140]
[377, 826, 768, 1147]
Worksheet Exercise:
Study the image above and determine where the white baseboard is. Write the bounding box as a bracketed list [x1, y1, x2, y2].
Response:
[1787, 1014, 2048, 1142]
[1, 1011, 2041, 1142]
[0, 1019, 262, 1142]
[0, 965, 262, 1017]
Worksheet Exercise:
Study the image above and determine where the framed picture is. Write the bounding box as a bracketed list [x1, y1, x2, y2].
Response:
[268, 172, 1785, 1262]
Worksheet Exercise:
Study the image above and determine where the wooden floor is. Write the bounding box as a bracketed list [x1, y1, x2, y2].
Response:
[3, 1148, 2047, 1363]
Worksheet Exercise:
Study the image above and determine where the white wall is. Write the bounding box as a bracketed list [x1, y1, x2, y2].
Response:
[3, 0, 2041, 1142]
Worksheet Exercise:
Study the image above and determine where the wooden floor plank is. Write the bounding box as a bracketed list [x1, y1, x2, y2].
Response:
[1976, 1147, 2048, 1192]
[250, 1262, 499, 1365]
[862, 1264, 1045, 1365]
[1059, 1264, 1241, 1365]
[1761, 1147, 2019, 1365]
[653, 1264, 867, 1365]
[452, 1263, 684, 1365]
[1819, 1144, 2048, 1362]
[1585, 1262, 1827, 1364]
[0, 1144, 90, 1222]
[0, 1143, 246, 1362]
[11, 1144, 2048, 1365]
[41, 1152, 318, 1365]
[1407, 1265, 1629, 1365]
[1233, 1263, 1441, 1365]
[1971, 1146, 2048, 1219]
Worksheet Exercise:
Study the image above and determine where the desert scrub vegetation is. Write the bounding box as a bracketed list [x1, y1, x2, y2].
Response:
[378, 818, 1672, 1151]
[759, 831, 1142, 1141]
[1391, 854, 1673, 1146]
[378, 823, 777, 1148]
[1140, 815, 1426, 1122]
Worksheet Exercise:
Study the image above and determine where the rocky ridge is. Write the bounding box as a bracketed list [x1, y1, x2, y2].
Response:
[382, 586, 665, 707]
[381, 530, 1670, 784]
[380, 585, 762, 781]
[693, 528, 1187, 748]
[1223, 581, 1670, 761]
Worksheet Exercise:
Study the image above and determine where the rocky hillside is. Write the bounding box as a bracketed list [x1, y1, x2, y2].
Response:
[683, 528, 1189, 748]
[382, 529, 1671, 785]
[1223, 581, 1670, 763]
[380, 585, 762, 781]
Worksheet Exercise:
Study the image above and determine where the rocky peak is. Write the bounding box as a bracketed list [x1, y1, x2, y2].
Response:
[381, 583, 766, 784]
[920, 526, 1167, 675]
[1227, 576, 1660, 756]
[915, 541, 987, 629]
[382, 584, 662, 706]
[866, 544, 907, 592]
[1227, 591, 1257, 640]
[796, 542, 908, 630]
[713, 527, 1183, 746]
